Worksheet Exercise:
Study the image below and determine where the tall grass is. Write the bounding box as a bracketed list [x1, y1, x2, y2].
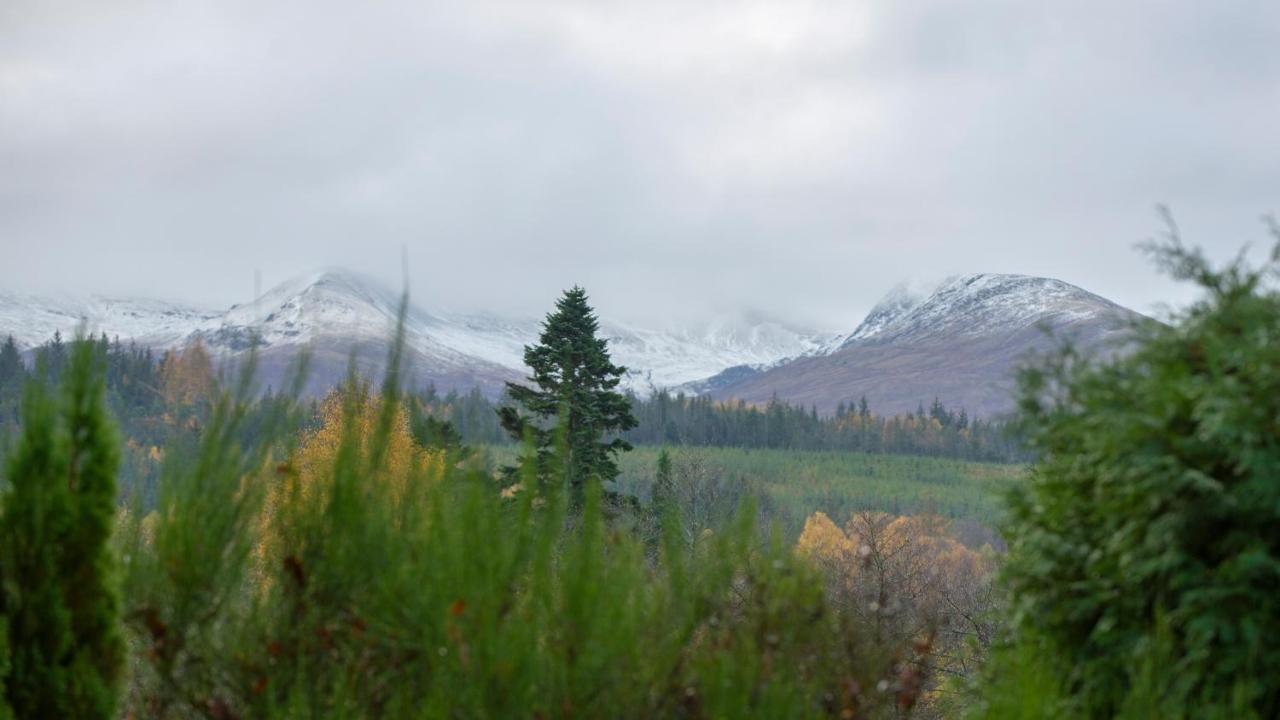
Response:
[113, 323, 926, 718]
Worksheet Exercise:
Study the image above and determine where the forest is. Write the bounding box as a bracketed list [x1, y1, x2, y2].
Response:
[0, 236, 1277, 718]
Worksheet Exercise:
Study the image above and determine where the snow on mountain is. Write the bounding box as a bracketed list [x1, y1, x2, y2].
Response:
[195, 269, 423, 354]
[602, 317, 842, 394]
[0, 270, 836, 397]
[705, 272, 1144, 416]
[842, 273, 1134, 346]
[0, 291, 222, 350]
[840, 278, 938, 344]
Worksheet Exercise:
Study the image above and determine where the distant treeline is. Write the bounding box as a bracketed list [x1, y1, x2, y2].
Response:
[0, 333, 310, 506]
[1, 333, 1026, 466]
[418, 386, 1027, 463]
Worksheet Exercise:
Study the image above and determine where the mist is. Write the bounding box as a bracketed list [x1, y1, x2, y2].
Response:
[2, 1, 1277, 329]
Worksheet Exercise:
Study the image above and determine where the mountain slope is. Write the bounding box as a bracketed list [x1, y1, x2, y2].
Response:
[707, 273, 1143, 417]
[0, 271, 836, 398]
[0, 292, 223, 350]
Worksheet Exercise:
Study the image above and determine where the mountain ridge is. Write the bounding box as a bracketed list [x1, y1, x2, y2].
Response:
[0, 270, 1144, 412]
[704, 272, 1144, 417]
[0, 270, 837, 397]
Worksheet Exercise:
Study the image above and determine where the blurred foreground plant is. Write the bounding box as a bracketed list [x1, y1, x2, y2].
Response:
[115, 304, 919, 718]
[979, 214, 1280, 718]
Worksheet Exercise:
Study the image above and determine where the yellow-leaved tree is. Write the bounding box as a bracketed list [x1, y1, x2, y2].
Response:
[796, 509, 997, 709]
[257, 388, 445, 581]
[159, 341, 214, 408]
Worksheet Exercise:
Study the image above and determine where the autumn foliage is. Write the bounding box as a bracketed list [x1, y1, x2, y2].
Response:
[258, 387, 445, 579]
[796, 510, 997, 711]
[294, 389, 443, 501]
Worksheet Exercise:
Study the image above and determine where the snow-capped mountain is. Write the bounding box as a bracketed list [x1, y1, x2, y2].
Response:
[0, 270, 1144, 411]
[0, 270, 837, 397]
[839, 273, 1134, 346]
[603, 318, 842, 394]
[706, 273, 1144, 417]
[0, 291, 223, 350]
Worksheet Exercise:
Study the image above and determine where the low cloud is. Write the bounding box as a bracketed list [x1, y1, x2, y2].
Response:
[1, 0, 1276, 329]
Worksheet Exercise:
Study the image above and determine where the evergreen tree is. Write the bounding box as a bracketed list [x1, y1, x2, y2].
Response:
[652, 448, 674, 513]
[0, 338, 123, 718]
[0, 337, 21, 390]
[34, 332, 67, 385]
[993, 223, 1280, 715]
[0, 336, 23, 430]
[498, 287, 637, 504]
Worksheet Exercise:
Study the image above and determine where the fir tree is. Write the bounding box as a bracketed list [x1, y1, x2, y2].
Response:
[498, 287, 637, 505]
[0, 338, 123, 718]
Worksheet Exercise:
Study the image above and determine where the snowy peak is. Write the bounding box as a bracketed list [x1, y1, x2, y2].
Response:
[0, 270, 836, 397]
[0, 291, 220, 350]
[704, 273, 1144, 417]
[845, 273, 1134, 346]
[221, 270, 406, 340]
[601, 317, 840, 394]
[843, 278, 939, 343]
[194, 269, 442, 356]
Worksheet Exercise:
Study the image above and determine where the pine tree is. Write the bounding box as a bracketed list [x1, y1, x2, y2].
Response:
[498, 287, 637, 505]
[0, 338, 123, 718]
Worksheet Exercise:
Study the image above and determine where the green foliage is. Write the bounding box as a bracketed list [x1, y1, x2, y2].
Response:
[499, 286, 638, 503]
[992, 218, 1280, 716]
[0, 622, 10, 720]
[408, 398, 471, 459]
[419, 386, 1024, 464]
[0, 337, 124, 719]
[968, 632, 1070, 720]
[119, 347, 308, 716]
[113, 313, 926, 718]
[0, 336, 25, 434]
[653, 448, 675, 514]
[627, 392, 1023, 463]
[606, 446, 1020, 539]
[0, 337, 19, 396]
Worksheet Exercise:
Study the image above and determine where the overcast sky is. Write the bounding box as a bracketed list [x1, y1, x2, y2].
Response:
[1, 0, 1277, 330]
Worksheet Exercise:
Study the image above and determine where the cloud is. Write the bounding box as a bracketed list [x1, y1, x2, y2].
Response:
[0, 0, 1276, 329]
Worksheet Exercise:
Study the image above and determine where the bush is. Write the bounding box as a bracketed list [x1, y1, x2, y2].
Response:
[0, 338, 124, 719]
[115, 322, 925, 718]
[987, 217, 1280, 716]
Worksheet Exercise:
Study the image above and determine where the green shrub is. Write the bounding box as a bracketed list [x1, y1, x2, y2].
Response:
[0, 338, 124, 719]
[989, 219, 1280, 716]
[117, 321, 925, 718]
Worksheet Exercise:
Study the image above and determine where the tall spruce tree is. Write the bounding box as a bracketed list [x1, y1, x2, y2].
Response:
[498, 287, 636, 505]
[0, 338, 123, 718]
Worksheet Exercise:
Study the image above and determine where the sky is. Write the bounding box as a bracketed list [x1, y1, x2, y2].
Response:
[1, 0, 1277, 331]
